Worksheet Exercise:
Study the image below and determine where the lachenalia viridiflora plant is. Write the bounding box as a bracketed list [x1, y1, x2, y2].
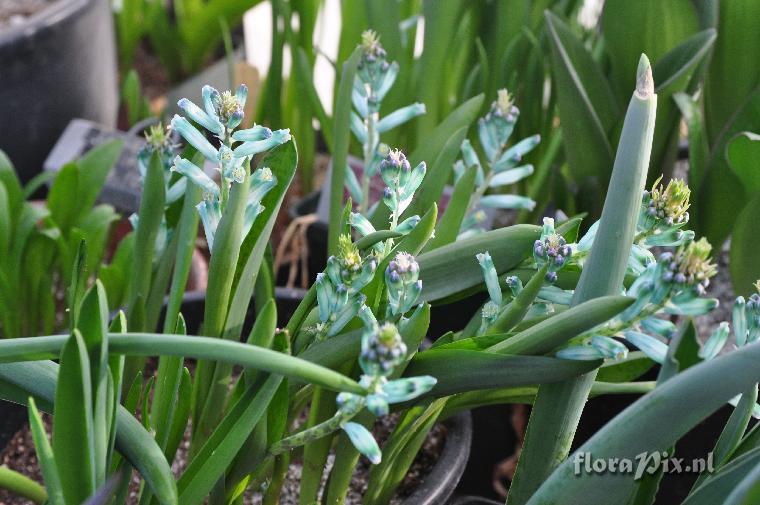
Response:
[169, 84, 291, 250]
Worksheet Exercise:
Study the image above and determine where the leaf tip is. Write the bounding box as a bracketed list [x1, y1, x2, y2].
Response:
[635, 54, 654, 99]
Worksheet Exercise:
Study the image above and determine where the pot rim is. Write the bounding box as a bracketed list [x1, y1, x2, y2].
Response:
[0, 0, 91, 46]
[402, 410, 473, 505]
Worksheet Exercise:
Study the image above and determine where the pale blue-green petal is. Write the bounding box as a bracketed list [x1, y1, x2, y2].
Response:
[375, 61, 399, 102]
[171, 156, 219, 197]
[489, 165, 534, 187]
[590, 335, 628, 360]
[478, 118, 499, 162]
[171, 115, 218, 161]
[349, 212, 376, 236]
[493, 134, 540, 172]
[202, 85, 221, 120]
[177, 98, 223, 135]
[345, 165, 363, 203]
[537, 285, 573, 305]
[639, 317, 677, 339]
[733, 296, 748, 346]
[699, 322, 730, 360]
[623, 331, 668, 364]
[479, 194, 536, 210]
[395, 215, 420, 235]
[376, 103, 426, 133]
[233, 129, 291, 157]
[664, 296, 718, 316]
[556, 346, 605, 361]
[350, 112, 367, 144]
[231, 125, 273, 142]
[381, 376, 437, 403]
[235, 84, 248, 108]
[342, 422, 381, 464]
[197, 199, 222, 251]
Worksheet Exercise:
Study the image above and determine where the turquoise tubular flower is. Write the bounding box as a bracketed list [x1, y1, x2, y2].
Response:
[177, 97, 223, 135]
[556, 346, 605, 361]
[349, 212, 377, 237]
[233, 128, 291, 157]
[248, 167, 276, 206]
[733, 296, 748, 346]
[232, 125, 273, 142]
[381, 376, 437, 403]
[395, 215, 420, 235]
[197, 197, 222, 250]
[342, 422, 381, 464]
[170, 115, 219, 161]
[476, 252, 502, 306]
[590, 335, 628, 360]
[376, 103, 426, 133]
[699, 322, 730, 360]
[624, 331, 668, 364]
[171, 156, 219, 197]
[202, 85, 222, 120]
[235, 83, 248, 109]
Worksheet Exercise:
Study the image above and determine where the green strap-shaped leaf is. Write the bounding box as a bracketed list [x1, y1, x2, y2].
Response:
[53, 331, 96, 503]
[544, 10, 617, 192]
[28, 397, 63, 505]
[0, 360, 177, 504]
[423, 164, 477, 252]
[528, 342, 760, 504]
[404, 350, 599, 398]
[417, 224, 540, 302]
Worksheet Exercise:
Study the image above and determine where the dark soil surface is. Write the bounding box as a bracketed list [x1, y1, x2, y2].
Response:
[0, 401, 446, 504]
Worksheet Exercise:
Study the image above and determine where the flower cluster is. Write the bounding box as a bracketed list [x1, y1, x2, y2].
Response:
[454, 89, 539, 237]
[385, 252, 422, 317]
[349, 32, 425, 211]
[315, 235, 376, 339]
[330, 311, 436, 464]
[533, 218, 572, 283]
[557, 237, 718, 364]
[380, 149, 426, 217]
[658, 238, 717, 296]
[169, 84, 290, 250]
[642, 176, 690, 229]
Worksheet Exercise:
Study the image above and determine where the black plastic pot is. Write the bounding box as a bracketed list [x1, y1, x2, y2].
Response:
[0, 0, 118, 183]
[448, 496, 503, 505]
[402, 411, 472, 505]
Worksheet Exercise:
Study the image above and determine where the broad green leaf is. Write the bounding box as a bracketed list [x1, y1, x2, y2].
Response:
[727, 132, 760, 193]
[417, 224, 540, 302]
[53, 332, 95, 504]
[127, 152, 166, 331]
[47, 163, 80, 234]
[696, 87, 760, 247]
[488, 296, 634, 355]
[545, 11, 617, 189]
[730, 194, 760, 296]
[0, 334, 364, 395]
[527, 342, 760, 504]
[602, 0, 698, 102]
[0, 149, 23, 217]
[404, 350, 599, 398]
[423, 165, 477, 252]
[177, 375, 282, 505]
[704, 0, 760, 144]
[74, 140, 123, 223]
[328, 47, 362, 255]
[684, 447, 760, 505]
[28, 397, 63, 505]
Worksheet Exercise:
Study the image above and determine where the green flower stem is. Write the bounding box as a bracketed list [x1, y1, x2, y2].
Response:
[359, 110, 378, 215]
[0, 334, 365, 395]
[0, 466, 47, 504]
[508, 56, 657, 505]
[270, 397, 365, 456]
